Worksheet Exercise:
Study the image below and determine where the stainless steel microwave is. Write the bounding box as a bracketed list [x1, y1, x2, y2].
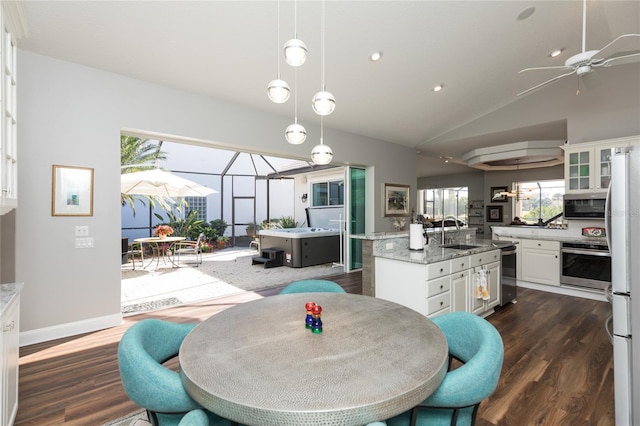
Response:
[563, 192, 607, 220]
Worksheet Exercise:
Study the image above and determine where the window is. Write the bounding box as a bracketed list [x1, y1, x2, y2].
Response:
[185, 196, 207, 222]
[513, 179, 564, 224]
[312, 180, 344, 206]
[418, 187, 468, 225]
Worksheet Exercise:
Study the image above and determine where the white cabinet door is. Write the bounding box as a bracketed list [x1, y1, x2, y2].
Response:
[522, 247, 560, 286]
[485, 261, 501, 310]
[1, 292, 19, 426]
[451, 270, 469, 312]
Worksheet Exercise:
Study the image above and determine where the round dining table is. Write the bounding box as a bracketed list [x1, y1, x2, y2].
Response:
[134, 236, 185, 268]
[179, 292, 449, 426]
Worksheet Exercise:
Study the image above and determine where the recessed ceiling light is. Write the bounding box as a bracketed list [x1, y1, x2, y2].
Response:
[432, 84, 444, 92]
[549, 48, 564, 58]
[517, 6, 536, 21]
[369, 51, 383, 61]
[440, 155, 452, 163]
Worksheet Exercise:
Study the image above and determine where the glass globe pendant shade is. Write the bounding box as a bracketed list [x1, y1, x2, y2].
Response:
[285, 123, 307, 145]
[311, 143, 333, 165]
[312, 90, 336, 115]
[283, 38, 308, 67]
[267, 79, 290, 103]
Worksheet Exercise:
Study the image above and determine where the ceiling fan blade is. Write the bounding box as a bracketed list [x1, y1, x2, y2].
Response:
[591, 34, 640, 62]
[518, 65, 573, 74]
[594, 51, 640, 67]
[517, 69, 577, 97]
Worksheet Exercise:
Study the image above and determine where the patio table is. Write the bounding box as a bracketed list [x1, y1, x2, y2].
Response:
[134, 236, 185, 268]
[179, 292, 448, 426]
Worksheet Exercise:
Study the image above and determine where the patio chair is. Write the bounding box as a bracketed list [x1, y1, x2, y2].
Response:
[123, 240, 144, 270]
[174, 233, 205, 266]
[117, 319, 232, 426]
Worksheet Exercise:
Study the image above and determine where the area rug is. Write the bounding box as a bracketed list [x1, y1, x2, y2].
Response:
[102, 410, 149, 426]
[121, 297, 182, 314]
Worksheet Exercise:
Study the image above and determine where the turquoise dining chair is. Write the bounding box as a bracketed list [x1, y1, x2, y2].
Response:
[117, 319, 232, 426]
[279, 279, 347, 294]
[385, 311, 504, 426]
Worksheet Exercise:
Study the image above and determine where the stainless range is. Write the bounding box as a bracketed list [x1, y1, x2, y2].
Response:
[561, 241, 611, 291]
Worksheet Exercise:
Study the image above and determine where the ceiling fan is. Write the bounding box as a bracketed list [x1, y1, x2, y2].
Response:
[518, 0, 640, 96]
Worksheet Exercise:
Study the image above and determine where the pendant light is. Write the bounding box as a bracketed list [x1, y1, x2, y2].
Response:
[312, 0, 335, 116]
[283, 0, 307, 67]
[267, 1, 290, 103]
[285, 67, 307, 145]
[498, 159, 532, 201]
[311, 116, 333, 165]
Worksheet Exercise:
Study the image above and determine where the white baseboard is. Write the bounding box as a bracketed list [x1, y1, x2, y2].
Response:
[518, 280, 608, 302]
[19, 313, 124, 347]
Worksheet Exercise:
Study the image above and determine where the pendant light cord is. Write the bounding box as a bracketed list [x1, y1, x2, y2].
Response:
[320, 115, 324, 145]
[276, 0, 281, 77]
[294, 67, 298, 124]
[294, 0, 298, 38]
[320, 0, 325, 90]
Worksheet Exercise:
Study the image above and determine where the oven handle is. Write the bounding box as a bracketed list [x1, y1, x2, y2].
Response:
[561, 248, 611, 257]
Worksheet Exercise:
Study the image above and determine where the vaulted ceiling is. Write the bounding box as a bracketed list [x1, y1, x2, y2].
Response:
[13, 1, 640, 175]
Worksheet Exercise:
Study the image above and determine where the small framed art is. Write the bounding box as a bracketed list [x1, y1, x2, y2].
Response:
[52, 165, 94, 216]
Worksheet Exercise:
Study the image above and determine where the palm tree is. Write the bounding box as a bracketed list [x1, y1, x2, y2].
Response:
[120, 136, 171, 213]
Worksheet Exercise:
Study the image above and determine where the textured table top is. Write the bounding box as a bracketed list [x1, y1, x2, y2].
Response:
[180, 293, 448, 426]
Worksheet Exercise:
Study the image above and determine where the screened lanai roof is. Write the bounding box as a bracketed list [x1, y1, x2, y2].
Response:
[160, 140, 336, 178]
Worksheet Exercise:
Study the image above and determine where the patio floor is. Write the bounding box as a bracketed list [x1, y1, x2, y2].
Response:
[121, 247, 344, 314]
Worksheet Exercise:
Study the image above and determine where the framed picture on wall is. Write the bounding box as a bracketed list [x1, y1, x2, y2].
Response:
[52, 164, 94, 216]
[486, 205, 503, 222]
[491, 186, 508, 202]
[383, 183, 410, 217]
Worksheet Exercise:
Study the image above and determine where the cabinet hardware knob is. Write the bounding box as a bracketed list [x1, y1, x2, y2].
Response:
[440, 268, 443, 273]
[440, 301, 443, 306]
[440, 285, 443, 289]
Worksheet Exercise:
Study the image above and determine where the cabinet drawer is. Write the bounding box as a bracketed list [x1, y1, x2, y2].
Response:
[427, 276, 450, 297]
[450, 256, 470, 273]
[521, 239, 560, 251]
[426, 261, 451, 279]
[427, 292, 450, 314]
[470, 250, 500, 267]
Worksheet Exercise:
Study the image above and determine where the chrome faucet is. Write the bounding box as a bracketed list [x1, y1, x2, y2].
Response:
[441, 215, 460, 244]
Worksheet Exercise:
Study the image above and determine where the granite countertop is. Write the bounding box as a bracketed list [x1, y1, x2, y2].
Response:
[351, 227, 476, 240]
[374, 240, 500, 265]
[1, 282, 23, 315]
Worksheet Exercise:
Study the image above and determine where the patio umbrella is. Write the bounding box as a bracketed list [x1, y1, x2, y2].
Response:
[121, 169, 217, 198]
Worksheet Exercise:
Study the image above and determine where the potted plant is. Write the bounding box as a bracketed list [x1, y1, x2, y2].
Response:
[246, 222, 260, 238]
[216, 236, 230, 250]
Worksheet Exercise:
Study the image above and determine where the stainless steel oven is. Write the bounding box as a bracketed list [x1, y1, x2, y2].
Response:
[561, 241, 611, 291]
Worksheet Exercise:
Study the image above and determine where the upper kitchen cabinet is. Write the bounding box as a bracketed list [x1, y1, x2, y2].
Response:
[0, 5, 16, 216]
[563, 136, 639, 194]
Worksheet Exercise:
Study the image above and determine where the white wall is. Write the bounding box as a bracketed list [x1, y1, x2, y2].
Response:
[16, 51, 417, 343]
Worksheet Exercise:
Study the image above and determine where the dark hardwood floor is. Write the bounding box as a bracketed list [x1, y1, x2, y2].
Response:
[16, 271, 614, 425]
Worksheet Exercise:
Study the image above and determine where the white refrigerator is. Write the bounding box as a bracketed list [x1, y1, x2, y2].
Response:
[607, 144, 640, 425]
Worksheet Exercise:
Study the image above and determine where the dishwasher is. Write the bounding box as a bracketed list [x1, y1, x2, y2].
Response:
[488, 240, 517, 306]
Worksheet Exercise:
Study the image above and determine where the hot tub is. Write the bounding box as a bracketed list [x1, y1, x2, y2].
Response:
[259, 227, 341, 268]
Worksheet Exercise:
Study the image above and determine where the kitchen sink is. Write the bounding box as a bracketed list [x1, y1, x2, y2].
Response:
[442, 244, 479, 250]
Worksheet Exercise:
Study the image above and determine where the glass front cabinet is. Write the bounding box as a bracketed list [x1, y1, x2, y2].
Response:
[563, 137, 637, 194]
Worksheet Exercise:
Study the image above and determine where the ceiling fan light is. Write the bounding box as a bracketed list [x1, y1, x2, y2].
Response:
[311, 143, 333, 165]
[285, 123, 307, 145]
[312, 90, 336, 115]
[549, 48, 564, 58]
[284, 38, 308, 67]
[267, 79, 290, 103]
[369, 51, 383, 61]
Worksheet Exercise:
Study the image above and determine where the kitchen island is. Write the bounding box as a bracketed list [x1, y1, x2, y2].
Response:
[351, 228, 477, 296]
[374, 240, 502, 318]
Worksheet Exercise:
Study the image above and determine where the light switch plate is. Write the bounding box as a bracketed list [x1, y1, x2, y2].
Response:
[75, 237, 94, 248]
[75, 225, 89, 236]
